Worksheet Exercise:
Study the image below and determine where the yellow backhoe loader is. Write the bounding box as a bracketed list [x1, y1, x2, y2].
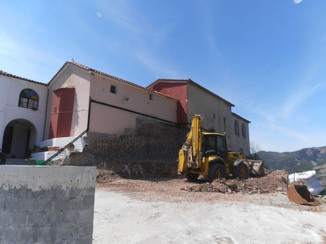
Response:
[178, 115, 264, 182]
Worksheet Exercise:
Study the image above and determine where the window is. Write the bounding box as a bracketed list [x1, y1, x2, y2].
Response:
[213, 113, 216, 119]
[241, 123, 246, 138]
[18, 89, 39, 110]
[223, 117, 226, 132]
[234, 120, 240, 137]
[203, 135, 216, 156]
[110, 85, 117, 94]
[202, 135, 227, 158]
[149, 94, 154, 100]
[216, 136, 226, 153]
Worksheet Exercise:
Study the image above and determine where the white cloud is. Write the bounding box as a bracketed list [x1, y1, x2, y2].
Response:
[94, 0, 140, 33]
[93, 1, 174, 44]
[293, 0, 303, 4]
[282, 83, 321, 119]
[92, 1, 179, 79]
[134, 51, 180, 78]
[0, 34, 63, 82]
[96, 11, 102, 18]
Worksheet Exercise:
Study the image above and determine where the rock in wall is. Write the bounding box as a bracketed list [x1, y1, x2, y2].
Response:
[63, 116, 187, 178]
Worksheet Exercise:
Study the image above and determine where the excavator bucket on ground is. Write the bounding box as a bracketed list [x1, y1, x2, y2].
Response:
[247, 160, 265, 177]
[287, 183, 322, 206]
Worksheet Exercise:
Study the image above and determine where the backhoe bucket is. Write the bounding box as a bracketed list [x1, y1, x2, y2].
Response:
[287, 183, 322, 206]
[248, 160, 264, 177]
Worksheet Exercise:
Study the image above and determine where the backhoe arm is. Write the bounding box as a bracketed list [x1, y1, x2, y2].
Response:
[178, 115, 203, 173]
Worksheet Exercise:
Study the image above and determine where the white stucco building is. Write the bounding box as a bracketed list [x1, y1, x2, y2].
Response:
[0, 71, 47, 158]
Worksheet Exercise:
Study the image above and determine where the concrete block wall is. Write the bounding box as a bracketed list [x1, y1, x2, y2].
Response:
[0, 165, 96, 244]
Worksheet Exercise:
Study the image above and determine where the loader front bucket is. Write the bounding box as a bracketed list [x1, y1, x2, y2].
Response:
[287, 183, 322, 206]
[248, 160, 265, 177]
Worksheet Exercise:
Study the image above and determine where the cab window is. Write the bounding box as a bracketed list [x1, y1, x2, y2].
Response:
[216, 136, 224, 153]
[203, 135, 216, 156]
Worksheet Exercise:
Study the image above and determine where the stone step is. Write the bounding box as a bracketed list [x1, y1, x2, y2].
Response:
[32, 136, 86, 161]
[38, 136, 85, 152]
[32, 146, 60, 153]
[31, 150, 70, 161]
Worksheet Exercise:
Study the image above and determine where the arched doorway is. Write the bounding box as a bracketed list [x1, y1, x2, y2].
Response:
[1, 119, 36, 158]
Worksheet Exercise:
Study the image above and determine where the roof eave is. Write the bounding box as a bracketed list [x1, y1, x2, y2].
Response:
[0, 70, 47, 86]
[49, 61, 178, 102]
[232, 112, 251, 123]
[187, 80, 234, 107]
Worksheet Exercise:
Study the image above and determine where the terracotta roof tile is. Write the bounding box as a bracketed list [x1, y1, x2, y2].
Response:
[70, 61, 147, 91]
[0, 70, 46, 86]
[232, 112, 251, 123]
[49, 61, 178, 101]
[147, 78, 234, 107]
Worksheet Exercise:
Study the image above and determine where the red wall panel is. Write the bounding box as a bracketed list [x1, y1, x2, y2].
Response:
[49, 88, 75, 138]
[151, 82, 188, 124]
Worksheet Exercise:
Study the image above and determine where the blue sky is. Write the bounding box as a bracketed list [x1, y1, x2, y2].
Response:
[1, 0, 326, 152]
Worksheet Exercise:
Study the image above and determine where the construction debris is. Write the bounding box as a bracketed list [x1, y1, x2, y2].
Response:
[181, 170, 288, 194]
[96, 167, 326, 210]
[97, 169, 121, 183]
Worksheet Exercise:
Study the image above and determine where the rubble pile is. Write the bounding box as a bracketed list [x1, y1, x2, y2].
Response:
[97, 169, 121, 183]
[181, 170, 288, 194]
[96, 168, 291, 195]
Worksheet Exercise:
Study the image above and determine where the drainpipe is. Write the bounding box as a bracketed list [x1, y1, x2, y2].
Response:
[42, 88, 49, 143]
[87, 97, 92, 132]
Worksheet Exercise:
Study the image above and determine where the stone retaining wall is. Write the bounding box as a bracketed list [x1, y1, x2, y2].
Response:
[0, 165, 96, 244]
[61, 117, 187, 178]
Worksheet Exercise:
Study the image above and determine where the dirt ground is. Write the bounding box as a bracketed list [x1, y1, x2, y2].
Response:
[94, 170, 326, 243]
[96, 169, 326, 211]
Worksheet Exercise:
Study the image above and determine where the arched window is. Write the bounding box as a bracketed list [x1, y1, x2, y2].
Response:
[234, 120, 239, 137]
[18, 89, 39, 110]
[241, 123, 246, 138]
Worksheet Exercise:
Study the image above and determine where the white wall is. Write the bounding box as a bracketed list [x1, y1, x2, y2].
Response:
[0, 75, 47, 151]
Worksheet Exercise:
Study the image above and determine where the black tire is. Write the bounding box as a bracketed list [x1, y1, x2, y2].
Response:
[233, 162, 249, 179]
[186, 173, 199, 182]
[208, 163, 226, 182]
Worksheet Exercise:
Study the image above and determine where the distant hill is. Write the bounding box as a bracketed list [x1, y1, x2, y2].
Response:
[258, 146, 326, 172]
[257, 146, 326, 187]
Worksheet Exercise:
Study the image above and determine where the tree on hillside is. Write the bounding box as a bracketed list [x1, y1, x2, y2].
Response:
[249, 142, 260, 160]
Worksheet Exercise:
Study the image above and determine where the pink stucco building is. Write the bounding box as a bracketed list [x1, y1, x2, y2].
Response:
[0, 61, 251, 160]
[44, 62, 178, 140]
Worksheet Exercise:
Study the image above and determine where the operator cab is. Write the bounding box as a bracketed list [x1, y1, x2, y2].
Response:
[202, 133, 228, 161]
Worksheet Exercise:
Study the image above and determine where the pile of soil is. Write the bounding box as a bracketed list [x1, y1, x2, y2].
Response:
[97, 168, 289, 195]
[181, 170, 288, 194]
[97, 169, 121, 183]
